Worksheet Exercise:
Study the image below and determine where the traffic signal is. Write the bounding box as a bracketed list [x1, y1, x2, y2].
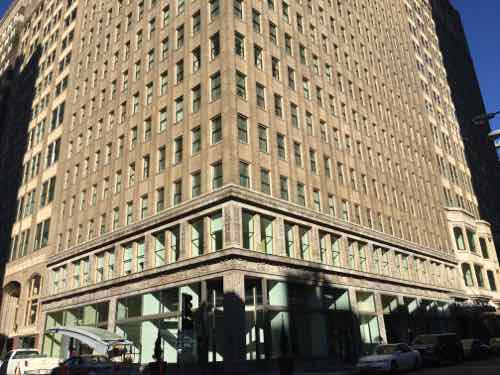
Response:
[181, 293, 194, 330]
[182, 293, 193, 318]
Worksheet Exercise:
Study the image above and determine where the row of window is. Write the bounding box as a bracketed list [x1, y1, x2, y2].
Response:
[10, 219, 51, 261]
[461, 263, 497, 292]
[50, 207, 456, 294]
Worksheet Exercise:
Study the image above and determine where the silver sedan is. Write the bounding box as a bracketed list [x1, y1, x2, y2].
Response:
[357, 343, 422, 373]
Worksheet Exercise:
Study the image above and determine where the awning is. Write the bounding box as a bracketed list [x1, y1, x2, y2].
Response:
[46, 326, 132, 354]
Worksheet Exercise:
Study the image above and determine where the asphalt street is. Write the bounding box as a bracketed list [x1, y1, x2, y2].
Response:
[257, 357, 500, 374]
[415, 357, 500, 375]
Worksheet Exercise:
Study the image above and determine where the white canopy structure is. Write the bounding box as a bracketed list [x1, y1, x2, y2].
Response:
[46, 326, 132, 354]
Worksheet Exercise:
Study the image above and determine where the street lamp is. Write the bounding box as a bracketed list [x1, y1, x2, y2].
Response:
[472, 110, 500, 126]
[489, 129, 500, 161]
[473, 110, 500, 160]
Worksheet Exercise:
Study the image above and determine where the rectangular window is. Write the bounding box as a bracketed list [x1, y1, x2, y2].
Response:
[277, 133, 286, 160]
[210, 71, 221, 101]
[191, 219, 204, 256]
[191, 85, 201, 113]
[258, 125, 268, 152]
[256, 83, 266, 108]
[297, 182, 305, 206]
[235, 71, 247, 98]
[242, 211, 254, 250]
[294, 142, 302, 167]
[156, 187, 165, 212]
[260, 216, 273, 254]
[211, 212, 223, 251]
[173, 180, 182, 205]
[237, 114, 249, 143]
[158, 146, 166, 172]
[234, 0, 244, 19]
[212, 161, 223, 189]
[211, 115, 222, 144]
[191, 127, 201, 154]
[191, 171, 201, 197]
[280, 176, 289, 200]
[235, 32, 245, 57]
[252, 9, 261, 32]
[123, 244, 133, 275]
[173, 137, 183, 164]
[210, 32, 220, 59]
[260, 168, 271, 194]
[239, 161, 250, 187]
[175, 96, 184, 122]
[154, 232, 166, 266]
[299, 227, 310, 259]
[140, 195, 148, 219]
[313, 190, 321, 211]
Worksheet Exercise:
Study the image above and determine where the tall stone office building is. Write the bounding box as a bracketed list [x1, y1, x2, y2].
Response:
[1, 0, 499, 371]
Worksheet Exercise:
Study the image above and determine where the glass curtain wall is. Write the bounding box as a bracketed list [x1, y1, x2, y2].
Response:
[43, 302, 109, 357]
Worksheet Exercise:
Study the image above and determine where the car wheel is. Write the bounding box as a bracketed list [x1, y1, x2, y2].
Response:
[390, 360, 398, 374]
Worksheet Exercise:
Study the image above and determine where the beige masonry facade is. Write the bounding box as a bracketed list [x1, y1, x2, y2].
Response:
[0, 0, 499, 369]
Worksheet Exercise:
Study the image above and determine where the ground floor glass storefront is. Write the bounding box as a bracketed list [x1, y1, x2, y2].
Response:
[43, 302, 109, 357]
[115, 279, 225, 365]
[42, 275, 454, 366]
[244, 278, 365, 363]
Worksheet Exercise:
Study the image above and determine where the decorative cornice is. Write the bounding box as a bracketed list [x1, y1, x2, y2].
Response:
[47, 185, 458, 267]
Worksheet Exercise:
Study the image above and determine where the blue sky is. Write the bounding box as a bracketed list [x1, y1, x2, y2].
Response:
[0, 0, 498, 128]
[452, 0, 500, 131]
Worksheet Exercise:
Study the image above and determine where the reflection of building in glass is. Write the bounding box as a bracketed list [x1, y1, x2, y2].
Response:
[1, 0, 500, 370]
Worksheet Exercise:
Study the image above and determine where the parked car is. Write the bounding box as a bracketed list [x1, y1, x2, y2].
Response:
[356, 343, 421, 373]
[489, 337, 500, 355]
[50, 356, 139, 375]
[411, 333, 464, 365]
[461, 339, 490, 360]
[0, 349, 60, 375]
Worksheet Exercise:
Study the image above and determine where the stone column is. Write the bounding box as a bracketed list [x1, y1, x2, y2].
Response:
[115, 245, 123, 276]
[178, 221, 188, 260]
[223, 271, 246, 374]
[292, 225, 300, 259]
[107, 296, 118, 333]
[224, 204, 241, 248]
[253, 214, 261, 252]
[274, 217, 286, 256]
[203, 216, 211, 254]
[310, 227, 321, 262]
[374, 292, 388, 344]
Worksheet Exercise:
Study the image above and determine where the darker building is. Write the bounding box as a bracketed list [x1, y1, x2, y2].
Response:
[431, 0, 500, 257]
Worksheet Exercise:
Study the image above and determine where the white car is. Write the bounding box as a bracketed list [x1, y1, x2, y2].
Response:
[356, 343, 422, 373]
[0, 349, 60, 375]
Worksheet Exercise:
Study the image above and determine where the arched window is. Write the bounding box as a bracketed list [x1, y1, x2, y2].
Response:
[453, 227, 465, 250]
[479, 238, 489, 259]
[487, 270, 497, 291]
[25, 275, 42, 326]
[461, 263, 474, 287]
[2, 281, 21, 333]
[467, 230, 477, 253]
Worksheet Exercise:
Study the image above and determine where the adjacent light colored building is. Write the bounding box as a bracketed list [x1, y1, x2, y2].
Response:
[0, 0, 499, 370]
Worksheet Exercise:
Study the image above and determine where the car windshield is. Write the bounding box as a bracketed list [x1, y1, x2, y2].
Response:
[413, 335, 437, 345]
[12, 351, 40, 359]
[81, 356, 110, 364]
[374, 345, 398, 355]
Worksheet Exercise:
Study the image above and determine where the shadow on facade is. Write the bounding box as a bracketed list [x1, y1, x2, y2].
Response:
[0, 45, 42, 350]
[430, 0, 500, 257]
